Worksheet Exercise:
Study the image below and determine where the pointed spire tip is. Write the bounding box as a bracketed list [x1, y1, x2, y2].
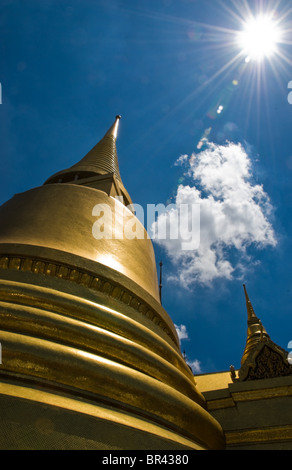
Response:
[105, 115, 121, 140]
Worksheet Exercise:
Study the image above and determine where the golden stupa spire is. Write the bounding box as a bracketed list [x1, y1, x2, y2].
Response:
[106, 114, 121, 139]
[44, 115, 123, 184]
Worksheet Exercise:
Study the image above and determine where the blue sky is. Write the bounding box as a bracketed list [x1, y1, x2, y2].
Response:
[1, 0, 292, 374]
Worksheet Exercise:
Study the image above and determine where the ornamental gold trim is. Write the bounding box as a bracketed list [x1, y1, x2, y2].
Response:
[0, 255, 177, 345]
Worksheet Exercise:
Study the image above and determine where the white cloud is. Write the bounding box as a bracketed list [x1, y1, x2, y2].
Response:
[174, 324, 202, 373]
[187, 359, 202, 374]
[152, 142, 277, 287]
[175, 324, 189, 342]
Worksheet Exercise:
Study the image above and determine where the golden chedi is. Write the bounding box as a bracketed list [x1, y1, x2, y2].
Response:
[0, 116, 224, 450]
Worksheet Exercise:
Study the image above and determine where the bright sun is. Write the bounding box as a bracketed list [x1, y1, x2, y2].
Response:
[237, 14, 281, 62]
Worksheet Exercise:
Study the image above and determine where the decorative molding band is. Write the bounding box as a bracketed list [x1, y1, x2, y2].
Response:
[0, 255, 177, 345]
[232, 385, 292, 402]
[206, 384, 292, 410]
[225, 425, 292, 446]
[206, 397, 235, 411]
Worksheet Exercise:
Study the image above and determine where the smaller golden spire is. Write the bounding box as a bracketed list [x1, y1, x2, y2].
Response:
[241, 284, 269, 366]
[238, 285, 292, 381]
[243, 284, 258, 322]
